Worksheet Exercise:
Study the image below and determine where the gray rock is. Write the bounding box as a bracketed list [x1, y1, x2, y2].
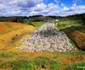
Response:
[19, 22, 76, 52]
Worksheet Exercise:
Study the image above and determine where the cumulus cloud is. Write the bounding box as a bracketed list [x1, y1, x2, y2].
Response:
[30, 3, 59, 16]
[9, 0, 43, 8]
[61, 3, 65, 6]
[60, 4, 85, 16]
[0, 0, 59, 16]
[0, 0, 85, 16]
[73, 0, 83, 4]
[0, 0, 43, 16]
[54, 0, 60, 5]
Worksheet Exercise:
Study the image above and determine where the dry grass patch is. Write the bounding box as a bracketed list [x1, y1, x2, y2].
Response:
[68, 30, 85, 49]
[0, 22, 35, 52]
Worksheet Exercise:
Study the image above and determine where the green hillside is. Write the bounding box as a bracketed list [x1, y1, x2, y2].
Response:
[56, 13, 85, 50]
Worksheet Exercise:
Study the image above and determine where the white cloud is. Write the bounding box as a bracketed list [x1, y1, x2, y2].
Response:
[0, 0, 43, 16]
[62, 7, 69, 11]
[40, 3, 59, 15]
[72, 3, 76, 7]
[31, 3, 46, 11]
[54, 0, 60, 5]
[30, 3, 59, 16]
[73, 0, 83, 4]
[0, 0, 85, 16]
[0, 4, 6, 10]
[60, 4, 85, 16]
[61, 3, 65, 6]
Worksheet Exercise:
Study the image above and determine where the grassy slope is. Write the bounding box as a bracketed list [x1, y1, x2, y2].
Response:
[0, 22, 35, 52]
[55, 14, 85, 69]
[32, 21, 45, 28]
[56, 17, 82, 30]
[56, 14, 85, 49]
[0, 51, 85, 70]
[0, 20, 85, 70]
[0, 21, 44, 52]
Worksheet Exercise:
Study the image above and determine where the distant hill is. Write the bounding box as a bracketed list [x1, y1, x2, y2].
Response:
[0, 15, 62, 23]
[56, 13, 85, 30]
[64, 13, 85, 25]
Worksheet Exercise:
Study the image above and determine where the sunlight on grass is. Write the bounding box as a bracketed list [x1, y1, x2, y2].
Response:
[65, 61, 85, 70]
[0, 56, 62, 70]
[56, 18, 81, 30]
[32, 22, 45, 28]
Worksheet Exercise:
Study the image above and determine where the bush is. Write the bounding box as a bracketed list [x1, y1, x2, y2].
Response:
[24, 19, 34, 26]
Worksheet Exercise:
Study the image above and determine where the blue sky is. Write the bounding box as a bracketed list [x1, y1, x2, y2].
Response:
[0, 0, 85, 16]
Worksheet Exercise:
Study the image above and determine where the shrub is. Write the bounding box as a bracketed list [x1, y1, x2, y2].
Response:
[24, 19, 34, 26]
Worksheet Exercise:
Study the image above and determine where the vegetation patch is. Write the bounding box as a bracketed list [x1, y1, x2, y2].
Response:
[0, 14, 85, 70]
[0, 52, 18, 58]
[31, 57, 61, 70]
[56, 18, 81, 30]
[32, 22, 45, 27]
[0, 56, 61, 70]
[65, 61, 85, 70]
[68, 31, 85, 50]
[0, 52, 85, 70]
[0, 59, 32, 70]
[0, 28, 20, 35]
[55, 13, 85, 50]
[5, 23, 12, 28]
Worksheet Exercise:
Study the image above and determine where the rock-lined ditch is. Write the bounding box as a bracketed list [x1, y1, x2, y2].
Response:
[19, 23, 76, 52]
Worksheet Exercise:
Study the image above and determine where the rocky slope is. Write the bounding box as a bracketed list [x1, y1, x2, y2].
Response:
[19, 22, 76, 52]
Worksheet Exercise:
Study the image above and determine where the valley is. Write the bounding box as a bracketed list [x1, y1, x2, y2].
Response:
[0, 14, 85, 70]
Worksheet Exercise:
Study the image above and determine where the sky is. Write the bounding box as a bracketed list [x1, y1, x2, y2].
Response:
[0, 0, 85, 16]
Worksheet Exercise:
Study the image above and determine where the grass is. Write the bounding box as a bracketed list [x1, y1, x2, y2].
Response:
[0, 16, 85, 70]
[0, 21, 44, 35]
[32, 57, 61, 70]
[56, 18, 81, 30]
[5, 22, 12, 28]
[69, 38, 78, 48]
[0, 52, 18, 58]
[55, 15, 85, 50]
[0, 22, 35, 52]
[32, 22, 45, 28]
[0, 59, 32, 70]
[0, 56, 61, 70]
[0, 28, 20, 35]
[0, 51, 85, 70]
[65, 61, 85, 70]
[67, 31, 85, 50]
[55, 51, 85, 59]
[55, 18, 80, 48]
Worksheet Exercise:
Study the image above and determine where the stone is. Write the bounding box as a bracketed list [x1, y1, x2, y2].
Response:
[18, 22, 76, 52]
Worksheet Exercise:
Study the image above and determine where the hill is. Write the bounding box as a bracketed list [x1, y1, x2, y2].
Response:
[0, 22, 35, 52]
[0, 14, 85, 70]
[56, 13, 85, 50]
[0, 15, 62, 23]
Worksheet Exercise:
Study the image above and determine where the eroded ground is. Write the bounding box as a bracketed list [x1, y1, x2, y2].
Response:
[0, 22, 35, 52]
[0, 22, 85, 70]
